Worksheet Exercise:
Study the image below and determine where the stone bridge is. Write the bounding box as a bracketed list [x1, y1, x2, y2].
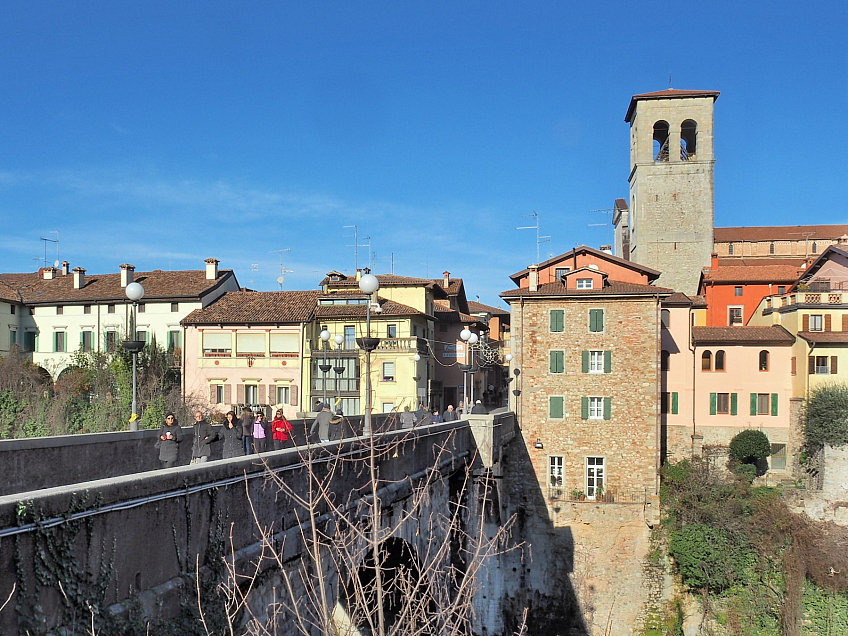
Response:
[0, 413, 522, 635]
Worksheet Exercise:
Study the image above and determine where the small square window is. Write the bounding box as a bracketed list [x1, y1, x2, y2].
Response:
[576, 278, 593, 290]
[734, 286, 743, 297]
[108, 304, 115, 314]
[728, 307, 743, 326]
[138, 303, 145, 313]
[171, 302, 179, 312]
[387, 324, 397, 338]
[56, 306, 63, 315]
[777, 286, 786, 295]
[83, 305, 91, 314]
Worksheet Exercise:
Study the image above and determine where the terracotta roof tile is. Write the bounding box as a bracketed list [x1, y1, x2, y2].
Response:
[182, 291, 319, 325]
[692, 326, 795, 345]
[500, 281, 673, 299]
[509, 245, 661, 283]
[797, 332, 848, 345]
[714, 225, 848, 243]
[467, 300, 509, 316]
[4, 269, 236, 304]
[662, 292, 694, 307]
[0, 281, 21, 303]
[314, 295, 427, 319]
[703, 265, 802, 284]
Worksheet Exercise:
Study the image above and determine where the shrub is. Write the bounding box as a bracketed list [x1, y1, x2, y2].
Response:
[669, 523, 747, 592]
[729, 430, 771, 464]
[805, 383, 848, 448]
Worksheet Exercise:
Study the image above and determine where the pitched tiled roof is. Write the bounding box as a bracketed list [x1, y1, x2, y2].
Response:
[662, 292, 694, 307]
[4, 269, 235, 304]
[509, 246, 661, 283]
[181, 291, 319, 325]
[433, 301, 481, 324]
[314, 295, 428, 320]
[626, 89, 720, 121]
[703, 265, 802, 284]
[797, 332, 848, 345]
[716, 257, 808, 268]
[0, 281, 21, 303]
[690, 295, 708, 308]
[500, 281, 674, 299]
[467, 300, 509, 316]
[692, 326, 795, 345]
[432, 278, 464, 296]
[714, 225, 848, 243]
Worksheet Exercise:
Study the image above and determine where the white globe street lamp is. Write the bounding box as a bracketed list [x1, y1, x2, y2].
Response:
[358, 274, 380, 435]
[123, 282, 145, 431]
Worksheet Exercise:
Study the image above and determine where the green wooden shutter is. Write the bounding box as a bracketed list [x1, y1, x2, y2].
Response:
[671, 392, 678, 415]
[582, 350, 589, 373]
[604, 350, 612, 373]
[750, 393, 757, 416]
[550, 310, 564, 332]
[731, 393, 738, 415]
[581, 397, 589, 420]
[710, 393, 717, 415]
[589, 309, 604, 332]
[603, 397, 611, 420]
[550, 351, 564, 374]
[771, 393, 778, 416]
[53, 332, 58, 352]
[549, 396, 564, 418]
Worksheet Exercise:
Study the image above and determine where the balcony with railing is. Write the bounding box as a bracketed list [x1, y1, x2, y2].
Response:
[309, 336, 427, 355]
[547, 485, 648, 504]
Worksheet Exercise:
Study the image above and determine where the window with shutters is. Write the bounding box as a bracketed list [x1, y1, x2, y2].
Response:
[588, 397, 603, 419]
[757, 393, 770, 415]
[382, 361, 395, 382]
[203, 332, 232, 356]
[661, 392, 679, 414]
[770, 444, 787, 470]
[710, 392, 737, 415]
[276, 385, 291, 405]
[54, 331, 66, 353]
[244, 384, 259, 405]
[759, 350, 769, 371]
[236, 333, 265, 357]
[715, 350, 726, 371]
[701, 350, 712, 371]
[809, 315, 823, 331]
[548, 396, 564, 419]
[588, 308, 604, 333]
[716, 393, 730, 414]
[550, 309, 564, 333]
[81, 330, 93, 353]
[586, 457, 604, 500]
[167, 331, 181, 352]
[549, 350, 565, 374]
[589, 350, 604, 373]
[812, 355, 831, 374]
[211, 384, 224, 404]
[270, 333, 299, 357]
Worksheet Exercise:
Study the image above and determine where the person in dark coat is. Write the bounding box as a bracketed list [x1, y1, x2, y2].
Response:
[329, 409, 344, 441]
[470, 399, 487, 414]
[156, 412, 183, 468]
[431, 409, 443, 424]
[240, 406, 254, 455]
[221, 411, 244, 459]
[310, 405, 333, 442]
[442, 405, 458, 422]
[190, 411, 218, 464]
[414, 403, 430, 427]
[400, 406, 415, 429]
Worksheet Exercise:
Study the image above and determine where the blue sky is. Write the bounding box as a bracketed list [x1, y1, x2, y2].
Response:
[1, 1, 846, 306]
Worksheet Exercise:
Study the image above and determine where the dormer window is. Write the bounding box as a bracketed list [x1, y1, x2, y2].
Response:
[330, 275, 340, 281]
[576, 279, 593, 290]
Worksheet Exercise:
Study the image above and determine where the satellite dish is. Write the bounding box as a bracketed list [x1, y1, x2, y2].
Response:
[54, 260, 60, 268]
[276, 276, 285, 285]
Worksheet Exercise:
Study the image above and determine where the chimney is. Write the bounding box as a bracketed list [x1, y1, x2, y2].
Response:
[443, 271, 450, 288]
[528, 265, 539, 292]
[711, 252, 719, 270]
[73, 267, 85, 290]
[355, 268, 362, 282]
[120, 264, 135, 287]
[61, 261, 70, 275]
[599, 245, 612, 254]
[42, 267, 57, 280]
[205, 258, 219, 280]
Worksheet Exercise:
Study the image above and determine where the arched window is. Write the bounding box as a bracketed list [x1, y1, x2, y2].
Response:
[759, 350, 769, 371]
[812, 242, 818, 254]
[715, 350, 726, 371]
[728, 243, 734, 255]
[770, 242, 775, 255]
[661, 350, 670, 371]
[661, 309, 670, 329]
[653, 121, 670, 162]
[701, 350, 712, 371]
[680, 119, 697, 160]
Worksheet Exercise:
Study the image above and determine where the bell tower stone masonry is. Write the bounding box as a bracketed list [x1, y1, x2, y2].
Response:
[616, 89, 719, 295]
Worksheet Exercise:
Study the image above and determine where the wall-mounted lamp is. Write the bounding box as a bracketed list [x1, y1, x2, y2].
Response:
[534, 440, 544, 449]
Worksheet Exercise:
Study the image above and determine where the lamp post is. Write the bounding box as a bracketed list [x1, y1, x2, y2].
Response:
[319, 329, 332, 409]
[122, 281, 145, 431]
[357, 274, 380, 435]
[459, 328, 479, 410]
[333, 333, 345, 410]
[412, 353, 421, 406]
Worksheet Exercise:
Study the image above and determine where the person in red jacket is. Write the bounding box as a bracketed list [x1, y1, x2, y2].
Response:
[271, 409, 293, 450]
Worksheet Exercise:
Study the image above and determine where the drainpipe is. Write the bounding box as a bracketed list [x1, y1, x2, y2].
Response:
[690, 303, 697, 454]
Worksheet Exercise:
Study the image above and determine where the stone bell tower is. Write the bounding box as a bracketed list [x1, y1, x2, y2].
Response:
[616, 89, 719, 295]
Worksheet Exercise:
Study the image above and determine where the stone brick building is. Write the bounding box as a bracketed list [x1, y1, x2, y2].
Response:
[615, 88, 719, 296]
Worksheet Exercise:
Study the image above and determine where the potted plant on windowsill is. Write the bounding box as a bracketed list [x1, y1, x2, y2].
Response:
[571, 489, 585, 502]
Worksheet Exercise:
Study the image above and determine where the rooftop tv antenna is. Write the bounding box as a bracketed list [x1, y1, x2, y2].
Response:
[344, 225, 371, 271]
[269, 248, 293, 290]
[249, 263, 259, 288]
[40, 231, 59, 268]
[588, 208, 615, 246]
[517, 211, 550, 264]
